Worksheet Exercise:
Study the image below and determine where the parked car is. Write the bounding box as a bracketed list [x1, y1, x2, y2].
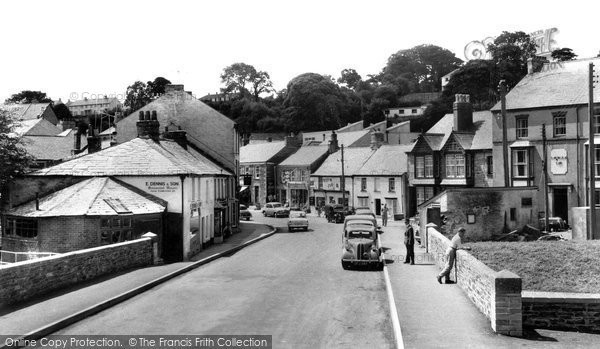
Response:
[537, 234, 566, 241]
[263, 202, 290, 217]
[354, 207, 374, 218]
[288, 211, 309, 231]
[324, 204, 352, 223]
[539, 217, 568, 232]
[343, 214, 381, 233]
[341, 225, 383, 270]
[239, 204, 252, 221]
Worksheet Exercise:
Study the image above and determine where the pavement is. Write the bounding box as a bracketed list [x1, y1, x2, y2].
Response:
[0, 222, 275, 340]
[379, 219, 600, 349]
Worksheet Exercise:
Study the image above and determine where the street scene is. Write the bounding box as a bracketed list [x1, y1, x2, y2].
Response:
[2, 1, 600, 348]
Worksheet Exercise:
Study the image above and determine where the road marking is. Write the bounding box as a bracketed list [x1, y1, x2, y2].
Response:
[382, 245, 404, 349]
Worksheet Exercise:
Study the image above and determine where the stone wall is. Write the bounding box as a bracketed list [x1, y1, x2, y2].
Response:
[0, 238, 153, 305]
[522, 291, 600, 333]
[428, 227, 522, 336]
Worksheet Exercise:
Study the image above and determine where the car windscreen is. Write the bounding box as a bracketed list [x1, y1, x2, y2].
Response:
[290, 212, 306, 218]
[240, 205, 247, 210]
[273, 203, 282, 208]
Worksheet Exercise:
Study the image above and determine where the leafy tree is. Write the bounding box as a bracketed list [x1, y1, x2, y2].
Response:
[443, 59, 498, 110]
[338, 69, 362, 90]
[380, 45, 462, 93]
[5, 91, 52, 104]
[487, 31, 538, 88]
[146, 77, 172, 97]
[221, 63, 273, 101]
[52, 103, 72, 120]
[551, 48, 578, 62]
[283, 73, 358, 132]
[0, 109, 33, 194]
[124, 81, 152, 112]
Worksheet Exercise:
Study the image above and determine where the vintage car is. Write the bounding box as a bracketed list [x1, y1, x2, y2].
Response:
[263, 202, 290, 217]
[354, 207, 375, 218]
[539, 217, 569, 232]
[341, 225, 383, 270]
[239, 204, 252, 221]
[343, 214, 381, 233]
[288, 211, 309, 231]
[324, 204, 353, 223]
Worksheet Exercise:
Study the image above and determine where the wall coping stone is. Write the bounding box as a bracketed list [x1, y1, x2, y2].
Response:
[522, 291, 600, 303]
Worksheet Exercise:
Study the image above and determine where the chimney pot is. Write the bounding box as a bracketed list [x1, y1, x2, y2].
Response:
[453, 94, 473, 131]
[151, 110, 157, 120]
[145, 110, 151, 120]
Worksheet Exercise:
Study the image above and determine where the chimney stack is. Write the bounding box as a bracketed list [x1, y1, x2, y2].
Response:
[165, 84, 185, 93]
[370, 129, 385, 150]
[285, 133, 301, 148]
[328, 130, 339, 154]
[164, 126, 188, 150]
[87, 128, 102, 154]
[453, 94, 473, 132]
[137, 110, 160, 141]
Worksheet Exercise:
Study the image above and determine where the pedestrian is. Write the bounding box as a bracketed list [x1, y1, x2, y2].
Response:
[404, 218, 415, 265]
[382, 204, 389, 227]
[317, 204, 322, 217]
[437, 227, 471, 284]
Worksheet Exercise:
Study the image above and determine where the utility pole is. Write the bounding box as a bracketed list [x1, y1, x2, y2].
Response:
[341, 144, 346, 206]
[589, 63, 598, 239]
[499, 80, 510, 187]
[542, 124, 549, 232]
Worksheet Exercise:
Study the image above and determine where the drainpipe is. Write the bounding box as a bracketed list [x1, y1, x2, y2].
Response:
[179, 174, 187, 257]
[576, 106, 581, 207]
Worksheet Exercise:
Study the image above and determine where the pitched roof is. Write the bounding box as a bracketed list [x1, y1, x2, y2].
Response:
[13, 118, 62, 136]
[356, 144, 412, 176]
[67, 97, 120, 107]
[331, 130, 370, 147]
[426, 110, 492, 150]
[279, 146, 329, 166]
[312, 147, 375, 176]
[491, 58, 600, 111]
[6, 177, 166, 218]
[21, 130, 82, 161]
[1, 103, 52, 121]
[240, 141, 286, 163]
[337, 120, 363, 133]
[30, 137, 228, 176]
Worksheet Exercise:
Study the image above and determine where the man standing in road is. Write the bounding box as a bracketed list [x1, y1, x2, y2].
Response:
[437, 227, 471, 284]
[404, 218, 415, 265]
[382, 204, 389, 227]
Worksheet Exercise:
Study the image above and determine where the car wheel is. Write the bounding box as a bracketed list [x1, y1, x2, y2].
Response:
[377, 262, 384, 271]
[341, 261, 350, 270]
[304, 227, 308, 231]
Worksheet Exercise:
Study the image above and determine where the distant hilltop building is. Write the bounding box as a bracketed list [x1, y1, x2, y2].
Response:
[66, 96, 122, 117]
[199, 92, 234, 103]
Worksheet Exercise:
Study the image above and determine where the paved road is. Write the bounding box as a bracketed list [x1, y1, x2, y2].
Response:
[52, 211, 394, 348]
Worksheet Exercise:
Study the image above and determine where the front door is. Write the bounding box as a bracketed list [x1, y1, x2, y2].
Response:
[375, 199, 381, 215]
[553, 188, 569, 223]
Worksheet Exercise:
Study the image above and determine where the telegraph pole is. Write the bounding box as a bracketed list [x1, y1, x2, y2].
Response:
[589, 63, 597, 239]
[499, 80, 510, 187]
[341, 144, 346, 206]
[542, 124, 549, 232]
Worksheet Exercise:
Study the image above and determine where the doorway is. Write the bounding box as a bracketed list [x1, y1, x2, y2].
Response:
[254, 186, 260, 205]
[553, 188, 569, 223]
[375, 198, 381, 215]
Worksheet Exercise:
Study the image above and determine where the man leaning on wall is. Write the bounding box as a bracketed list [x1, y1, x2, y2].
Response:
[437, 227, 471, 284]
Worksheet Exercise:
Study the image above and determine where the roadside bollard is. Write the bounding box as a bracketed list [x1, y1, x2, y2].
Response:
[142, 232, 159, 265]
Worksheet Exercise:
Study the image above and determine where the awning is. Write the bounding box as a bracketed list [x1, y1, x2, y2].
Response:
[509, 140, 532, 148]
[239, 185, 249, 193]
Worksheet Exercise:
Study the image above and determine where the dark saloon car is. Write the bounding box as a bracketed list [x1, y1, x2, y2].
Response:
[240, 204, 252, 221]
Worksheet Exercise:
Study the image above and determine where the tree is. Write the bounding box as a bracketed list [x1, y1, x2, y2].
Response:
[221, 63, 273, 101]
[551, 48, 578, 62]
[337, 69, 362, 90]
[0, 109, 33, 194]
[124, 81, 152, 112]
[443, 59, 498, 110]
[487, 31, 538, 88]
[5, 91, 52, 104]
[283, 73, 358, 132]
[380, 45, 462, 93]
[146, 77, 172, 97]
[52, 103, 73, 120]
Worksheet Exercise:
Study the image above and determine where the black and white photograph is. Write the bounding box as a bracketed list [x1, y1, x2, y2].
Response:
[1, 0, 600, 348]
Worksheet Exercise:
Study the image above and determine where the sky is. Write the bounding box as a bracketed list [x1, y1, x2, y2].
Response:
[0, 0, 597, 103]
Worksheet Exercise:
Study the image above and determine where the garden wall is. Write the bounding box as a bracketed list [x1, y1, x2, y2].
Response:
[522, 291, 600, 333]
[0, 237, 153, 305]
[427, 227, 522, 336]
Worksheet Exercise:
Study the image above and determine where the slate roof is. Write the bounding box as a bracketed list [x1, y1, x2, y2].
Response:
[355, 144, 412, 176]
[14, 118, 62, 136]
[337, 120, 363, 132]
[30, 137, 228, 176]
[21, 130, 83, 161]
[426, 110, 493, 150]
[312, 147, 375, 176]
[279, 146, 329, 166]
[1, 103, 52, 121]
[491, 58, 600, 111]
[6, 177, 166, 218]
[240, 141, 286, 163]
